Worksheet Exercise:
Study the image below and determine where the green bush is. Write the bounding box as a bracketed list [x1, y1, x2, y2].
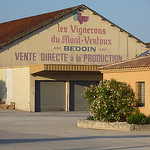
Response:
[82, 84, 98, 109]
[83, 79, 139, 122]
[127, 113, 150, 125]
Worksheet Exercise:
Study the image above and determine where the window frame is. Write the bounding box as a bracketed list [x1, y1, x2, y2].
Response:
[136, 81, 145, 107]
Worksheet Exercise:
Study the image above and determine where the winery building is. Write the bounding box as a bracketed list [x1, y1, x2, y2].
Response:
[0, 4, 149, 112]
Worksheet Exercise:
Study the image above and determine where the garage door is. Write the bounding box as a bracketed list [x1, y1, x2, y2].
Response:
[35, 81, 66, 112]
[70, 81, 99, 111]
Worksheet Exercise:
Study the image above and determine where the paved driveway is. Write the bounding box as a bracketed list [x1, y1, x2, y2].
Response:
[0, 108, 150, 150]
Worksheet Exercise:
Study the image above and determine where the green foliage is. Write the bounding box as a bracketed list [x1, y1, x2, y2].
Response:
[127, 113, 150, 125]
[82, 84, 98, 109]
[83, 79, 139, 122]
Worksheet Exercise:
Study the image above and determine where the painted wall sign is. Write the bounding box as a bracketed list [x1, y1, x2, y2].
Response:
[73, 11, 89, 24]
[13, 11, 123, 65]
[46, 10, 121, 65]
[14, 52, 122, 63]
[2, 8, 146, 67]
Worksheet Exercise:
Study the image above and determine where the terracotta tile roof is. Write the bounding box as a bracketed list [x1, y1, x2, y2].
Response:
[0, 4, 85, 48]
[0, 4, 148, 49]
[146, 43, 150, 47]
[99, 55, 150, 70]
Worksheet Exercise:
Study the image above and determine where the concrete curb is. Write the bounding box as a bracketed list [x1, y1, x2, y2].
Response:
[77, 119, 150, 131]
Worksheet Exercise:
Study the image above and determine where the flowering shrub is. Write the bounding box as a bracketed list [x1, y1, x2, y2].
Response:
[83, 79, 139, 122]
[82, 84, 98, 109]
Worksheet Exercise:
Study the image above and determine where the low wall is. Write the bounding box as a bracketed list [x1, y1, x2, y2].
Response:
[77, 119, 150, 131]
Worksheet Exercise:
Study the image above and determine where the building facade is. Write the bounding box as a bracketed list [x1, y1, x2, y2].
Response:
[99, 55, 150, 116]
[0, 5, 149, 112]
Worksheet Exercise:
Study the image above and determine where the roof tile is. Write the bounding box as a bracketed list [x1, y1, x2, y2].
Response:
[99, 55, 150, 70]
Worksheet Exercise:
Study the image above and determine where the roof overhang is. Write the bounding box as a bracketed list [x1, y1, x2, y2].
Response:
[30, 64, 99, 75]
[99, 67, 150, 73]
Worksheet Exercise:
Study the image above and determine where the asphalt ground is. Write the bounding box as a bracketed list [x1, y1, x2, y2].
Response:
[0, 108, 150, 150]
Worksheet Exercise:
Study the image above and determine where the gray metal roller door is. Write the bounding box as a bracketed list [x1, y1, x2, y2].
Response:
[36, 81, 66, 111]
[70, 81, 99, 111]
[74, 82, 88, 111]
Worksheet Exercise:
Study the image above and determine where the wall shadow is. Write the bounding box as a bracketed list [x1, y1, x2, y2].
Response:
[0, 80, 7, 102]
[0, 135, 150, 145]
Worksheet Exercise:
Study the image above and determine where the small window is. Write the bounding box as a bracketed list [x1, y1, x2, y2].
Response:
[137, 82, 145, 107]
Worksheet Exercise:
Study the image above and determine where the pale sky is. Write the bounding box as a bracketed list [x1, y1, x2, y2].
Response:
[0, 0, 150, 43]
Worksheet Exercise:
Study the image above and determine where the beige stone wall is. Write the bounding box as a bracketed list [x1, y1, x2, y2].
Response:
[0, 9, 148, 67]
[13, 67, 30, 111]
[103, 71, 150, 116]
